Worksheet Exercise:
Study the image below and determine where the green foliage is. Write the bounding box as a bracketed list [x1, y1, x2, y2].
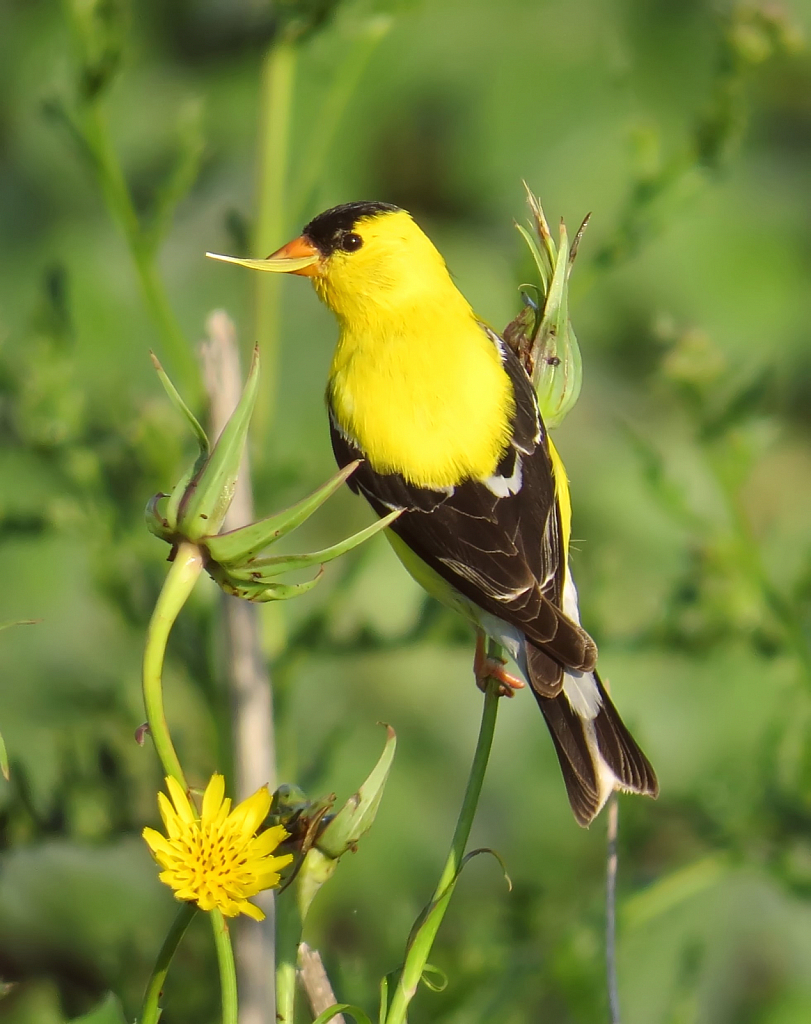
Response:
[507, 187, 585, 428]
[1, 0, 810, 1021]
[69, 993, 127, 1024]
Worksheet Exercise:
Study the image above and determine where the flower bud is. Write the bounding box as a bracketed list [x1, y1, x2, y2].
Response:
[504, 185, 585, 428]
[317, 725, 396, 860]
[272, 726, 396, 921]
[145, 353, 400, 602]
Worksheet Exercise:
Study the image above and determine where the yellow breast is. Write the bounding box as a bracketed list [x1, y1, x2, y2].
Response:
[328, 304, 514, 490]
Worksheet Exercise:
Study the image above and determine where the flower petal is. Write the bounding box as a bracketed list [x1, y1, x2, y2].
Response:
[238, 900, 266, 921]
[157, 792, 181, 838]
[251, 869, 282, 891]
[197, 891, 217, 911]
[215, 797, 232, 827]
[251, 854, 293, 882]
[219, 897, 242, 917]
[249, 825, 289, 857]
[142, 827, 174, 858]
[201, 773, 225, 827]
[228, 786, 270, 837]
[166, 776, 195, 823]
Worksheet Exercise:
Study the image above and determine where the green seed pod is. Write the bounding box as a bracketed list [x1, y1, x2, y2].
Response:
[146, 354, 399, 605]
[504, 185, 586, 429]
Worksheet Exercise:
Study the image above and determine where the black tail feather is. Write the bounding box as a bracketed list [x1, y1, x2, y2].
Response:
[592, 672, 659, 798]
[534, 670, 658, 827]
[537, 690, 603, 825]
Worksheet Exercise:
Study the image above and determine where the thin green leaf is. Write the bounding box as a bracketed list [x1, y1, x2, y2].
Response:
[150, 351, 209, 456]
[515, 223, 549, 292]
[224, 510, 401, 581]
[524, 179, 554, 249]
[420, 964, 448, 994]
[164, 464, 199, 533]
[178, 347, 259, 539]
[204, 461, 360, 565]
[569, 212, 591, 266]
[312, 1004, 373, 1024]
[459, 847, 512, 891]
[318, 725, 397, 859]
[145, 493, 174, 541]
[405, 834, 509, 961]
[252, 576, 323, 602]
[378, 976, 389, 1024]
[212, 569, 323, 603]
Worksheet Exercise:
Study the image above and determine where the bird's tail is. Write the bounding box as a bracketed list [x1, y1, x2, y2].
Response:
[532, 668, 659, 827]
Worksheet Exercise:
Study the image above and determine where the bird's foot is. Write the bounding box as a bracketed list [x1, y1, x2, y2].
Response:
[474, 632, 525, 698]
[477, 658, 526, 697]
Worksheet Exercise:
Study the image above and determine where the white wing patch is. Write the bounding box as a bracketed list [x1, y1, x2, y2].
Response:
[483, 455, 523, 497]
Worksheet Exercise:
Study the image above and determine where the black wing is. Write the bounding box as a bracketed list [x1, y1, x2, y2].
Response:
[328, 332, 596, 692]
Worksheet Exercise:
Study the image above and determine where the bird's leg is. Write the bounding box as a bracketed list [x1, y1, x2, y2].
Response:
[473, 630, 525, 698]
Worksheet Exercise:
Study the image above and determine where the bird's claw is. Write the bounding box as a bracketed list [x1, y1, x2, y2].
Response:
[475, 658, 526, 697]
[473, 631, 525, 697]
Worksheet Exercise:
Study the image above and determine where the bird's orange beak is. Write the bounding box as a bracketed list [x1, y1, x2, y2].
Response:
[206, 235, 321, 276]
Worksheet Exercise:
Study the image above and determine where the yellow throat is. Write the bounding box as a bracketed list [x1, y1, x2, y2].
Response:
[318, 211, 514, 490]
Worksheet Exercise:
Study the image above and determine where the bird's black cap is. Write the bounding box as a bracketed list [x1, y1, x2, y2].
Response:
[302, 202, 401, 256]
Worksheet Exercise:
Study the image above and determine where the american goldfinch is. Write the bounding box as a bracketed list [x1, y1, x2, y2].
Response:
[208, 202, 658, 826]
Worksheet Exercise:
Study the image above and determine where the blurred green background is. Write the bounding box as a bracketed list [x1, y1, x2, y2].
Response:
[2, 0, 811, 1021]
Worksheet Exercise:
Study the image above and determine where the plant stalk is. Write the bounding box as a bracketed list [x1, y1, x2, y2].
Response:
[142, 541, 204, 788]
[275, 888, 304, 1024]
[384, 675, 501, 1024]
[253, 35, 297, 439]
[80, 103, 199, 397]
[606, 794, 621, 1024]
[139, 902, 197, 1024]
[212, 909, 240, 1024]
[201, 311, 279, 1024]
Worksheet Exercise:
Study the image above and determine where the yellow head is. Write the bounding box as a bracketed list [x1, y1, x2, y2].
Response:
[206, 202, 514, 487]
[208, 202, 472, 328]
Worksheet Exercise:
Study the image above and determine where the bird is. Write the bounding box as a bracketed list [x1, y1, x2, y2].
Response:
[207, 201, 658, 826]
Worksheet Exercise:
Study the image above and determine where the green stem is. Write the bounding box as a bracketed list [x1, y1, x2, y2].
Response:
[211, 909, 239, 1024]
[385, 676, 501, 1024]
[606, 795, 621, 1024]
[139, 902, 197, 1024]
[80, 103, 199, 398]
[291, 19, 390, 219]
[275, 891, 304, 1024]
[142, 541, 204, 788]
[252, 35, 297, 440]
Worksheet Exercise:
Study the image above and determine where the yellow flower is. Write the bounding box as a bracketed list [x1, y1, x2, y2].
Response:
[143, 774, 292, 920]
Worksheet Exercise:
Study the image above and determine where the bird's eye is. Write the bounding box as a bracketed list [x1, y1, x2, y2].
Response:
[340, 232, 363, 252]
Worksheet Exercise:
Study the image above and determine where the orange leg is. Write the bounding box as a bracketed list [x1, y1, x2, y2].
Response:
[473, 630, 525, 698]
